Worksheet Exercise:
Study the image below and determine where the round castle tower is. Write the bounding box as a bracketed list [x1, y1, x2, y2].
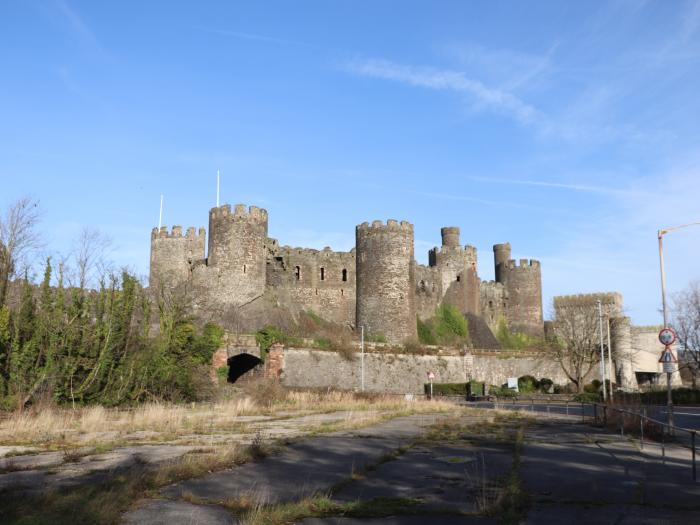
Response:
[149, 226, 206, 291]
[208, 204, 268, 305]
[493, 243, 543, 337]
[356, 219, 417, 343]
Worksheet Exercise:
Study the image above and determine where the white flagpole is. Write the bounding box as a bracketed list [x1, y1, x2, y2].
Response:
[216, 169, 220, 207]
[158, 194, 163, 228]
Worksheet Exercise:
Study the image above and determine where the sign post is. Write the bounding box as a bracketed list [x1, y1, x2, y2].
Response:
[658, 327, 678, 434]
[427, 371, 435, 399]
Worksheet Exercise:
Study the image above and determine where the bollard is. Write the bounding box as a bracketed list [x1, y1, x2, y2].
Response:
[620, 412, 624, 437]
[692, 431, 697, 482]
[662, 427, 666, 465]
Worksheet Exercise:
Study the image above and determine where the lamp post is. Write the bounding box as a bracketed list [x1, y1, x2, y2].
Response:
[606, 314, 614, 402]
[657, 221, 700, 433]
[597, 300, 607, 402]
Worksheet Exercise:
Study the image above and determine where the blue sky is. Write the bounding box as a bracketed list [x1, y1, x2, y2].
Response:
[1, 0, 699, 324]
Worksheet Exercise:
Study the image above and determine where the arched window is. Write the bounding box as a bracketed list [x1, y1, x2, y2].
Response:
[342, 268, 347, 282]
[243, 264, 246, 274]
[320, 267, 325, 281]
[295, 266, 301, 280]
[456, 275, 461, 282]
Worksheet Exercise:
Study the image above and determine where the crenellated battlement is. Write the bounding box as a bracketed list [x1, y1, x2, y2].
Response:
[554, 292, 623, 307]
[276, 245, 356, 260]
[502, 258, 541, 270]
[356, 219, 413, 233]
[209, 203, 268, 222]
[151, 225, 206, 240]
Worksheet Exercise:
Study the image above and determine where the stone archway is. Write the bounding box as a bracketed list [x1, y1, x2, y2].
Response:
[227, 353, 263, 383]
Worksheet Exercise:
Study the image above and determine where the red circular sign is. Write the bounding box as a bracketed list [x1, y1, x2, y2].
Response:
[427, 371, 435, 380]
[658, 327, 677, 346]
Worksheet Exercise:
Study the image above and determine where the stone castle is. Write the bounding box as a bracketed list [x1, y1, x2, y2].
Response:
[149, 203, 543, 343]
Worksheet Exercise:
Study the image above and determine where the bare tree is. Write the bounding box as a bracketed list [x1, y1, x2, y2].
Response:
[673, 281, 700, 388]
[549, 297, 605, 392]
[69, 227, 113, 289]
[0, 197, 42, 306]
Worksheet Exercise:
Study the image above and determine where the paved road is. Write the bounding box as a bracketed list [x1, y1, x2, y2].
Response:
[123, 409, 700, 524]
[468, 400, 700, 431]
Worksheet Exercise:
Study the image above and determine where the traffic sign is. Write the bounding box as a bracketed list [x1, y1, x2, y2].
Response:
[659, 327, 677, 346]
[427, 371, 435, 380]
[658, 347, 678, 364]
[663, 362, 675, 374]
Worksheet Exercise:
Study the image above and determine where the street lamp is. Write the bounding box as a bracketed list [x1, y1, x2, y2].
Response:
[658, 221, 700, 432]
[597, 300, 607, 402]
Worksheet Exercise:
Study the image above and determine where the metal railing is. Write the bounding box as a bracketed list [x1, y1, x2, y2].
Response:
[475, 396, 699, 482]
[588, 402, 698, 482]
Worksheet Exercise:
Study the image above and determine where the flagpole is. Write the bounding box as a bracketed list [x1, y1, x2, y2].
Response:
[158, 194, 163, 228]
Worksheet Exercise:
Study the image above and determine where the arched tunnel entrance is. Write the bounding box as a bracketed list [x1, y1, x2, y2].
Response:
[227, 353, 263, 384]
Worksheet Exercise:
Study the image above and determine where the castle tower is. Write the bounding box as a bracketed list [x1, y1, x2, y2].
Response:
[493, 243, 511, 283]
[441, 226, 461, 248]
[208, 204, 268, 305]
[149, 225, 206, 291]
[356, 219, 417, 343]
[493, 243, 543, 337]
[428, 227, 479, 315]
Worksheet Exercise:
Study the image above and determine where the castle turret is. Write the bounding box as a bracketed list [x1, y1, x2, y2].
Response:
[493, 243, 543, 337]
[427, 227, 479, 315]
[493, 243, 511, 283]
[208, 204, 268, 305]
[441, 227, 461, 248]
[149, 225, 206, 291]
[356, 219, 416, 343]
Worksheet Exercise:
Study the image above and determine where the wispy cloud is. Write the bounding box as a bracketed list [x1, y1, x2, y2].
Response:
[51, 0, 106, 57]
[462, 175, 651, 198]
[194, 25, 309, 47]
[343, 58, 540, 124]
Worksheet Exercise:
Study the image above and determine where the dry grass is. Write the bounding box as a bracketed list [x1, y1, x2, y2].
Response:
[0, 388, 455, 448]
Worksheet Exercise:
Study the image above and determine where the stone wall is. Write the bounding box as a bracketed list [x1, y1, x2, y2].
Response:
[279, 347, 570, 394]
[267, 245, 356, 325]
[480, 281, 508, 329]
[415, 264, 441, 320]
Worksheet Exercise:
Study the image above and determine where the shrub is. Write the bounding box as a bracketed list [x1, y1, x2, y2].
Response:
[467, 380, 484, 397]
[495, 317, 543, 350]
[583, 380, 601, 394]
[489, 385, 518, 398]
[574, 392, 600, 403]
[366, 332, 387, 343]
[255, 326, 287, 361]
[313, 338, 332, 350]
[416, 305, 470, 347]
[539, 378, 554, 393]
[417, 317, 437, 345]
[425, 383, 467, 396]
[518, 375, 539, 393]
[216, 366, 229, 383]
